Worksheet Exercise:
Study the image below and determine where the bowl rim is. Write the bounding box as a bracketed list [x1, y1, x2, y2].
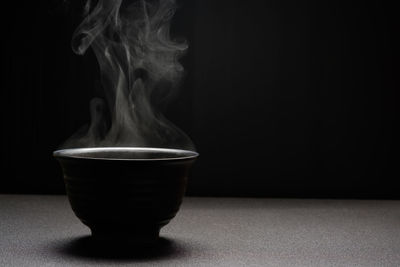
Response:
[53, 147, 199, 161]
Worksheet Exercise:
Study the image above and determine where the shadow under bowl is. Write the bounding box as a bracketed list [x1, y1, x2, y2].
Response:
[54, 147, 198, 244]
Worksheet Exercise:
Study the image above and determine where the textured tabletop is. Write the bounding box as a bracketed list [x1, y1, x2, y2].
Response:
[1, 195, 400, 266]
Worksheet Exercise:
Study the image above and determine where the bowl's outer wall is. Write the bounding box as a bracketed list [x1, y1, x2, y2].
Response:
[56, 156, 196, 234]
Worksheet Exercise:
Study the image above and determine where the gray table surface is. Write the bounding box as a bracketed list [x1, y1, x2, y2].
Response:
[1, 195, 400, 267]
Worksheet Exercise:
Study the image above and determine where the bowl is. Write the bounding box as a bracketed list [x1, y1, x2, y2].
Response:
[54, 147, 198, 244]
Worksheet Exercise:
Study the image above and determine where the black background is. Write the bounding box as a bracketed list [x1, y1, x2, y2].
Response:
[1, 0, 398, 198]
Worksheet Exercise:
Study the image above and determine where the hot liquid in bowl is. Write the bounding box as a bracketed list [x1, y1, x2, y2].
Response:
[54, 147, 198, 243]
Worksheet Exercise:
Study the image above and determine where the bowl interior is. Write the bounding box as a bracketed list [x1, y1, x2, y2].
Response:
[53, 147, 198, 161]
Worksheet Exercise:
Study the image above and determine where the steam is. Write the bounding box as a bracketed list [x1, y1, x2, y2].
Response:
[63, 0, 194, 150]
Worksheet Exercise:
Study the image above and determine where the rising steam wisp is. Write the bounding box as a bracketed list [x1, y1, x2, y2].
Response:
[63, 0, 194, 151]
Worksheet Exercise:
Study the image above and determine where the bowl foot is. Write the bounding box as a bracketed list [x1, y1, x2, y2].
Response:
[90, 225, 161, 245]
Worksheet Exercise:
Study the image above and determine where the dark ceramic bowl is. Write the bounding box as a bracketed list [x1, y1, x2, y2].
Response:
[54, 147, 198, 243]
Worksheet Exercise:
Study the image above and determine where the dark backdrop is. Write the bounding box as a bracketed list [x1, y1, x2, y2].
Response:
[1, 0, 398, 198]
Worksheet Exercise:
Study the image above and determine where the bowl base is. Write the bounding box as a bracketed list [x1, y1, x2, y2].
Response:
[90, 225, 161, 245]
